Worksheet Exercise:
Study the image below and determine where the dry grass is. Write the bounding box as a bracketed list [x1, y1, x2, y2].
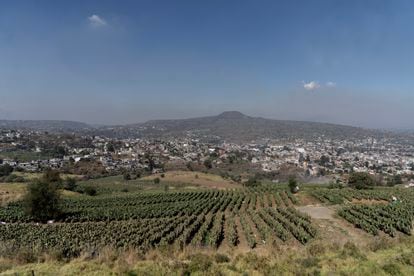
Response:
[142, 171, 240, 189]
[1, 238, 413, 275]
[0, 183, 26, 206]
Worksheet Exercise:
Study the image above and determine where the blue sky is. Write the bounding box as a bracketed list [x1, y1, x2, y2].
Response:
[1, 0, 413, 128]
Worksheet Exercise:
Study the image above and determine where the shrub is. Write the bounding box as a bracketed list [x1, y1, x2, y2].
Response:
[123, 173, 131, 181]
[288, 176, 299, 193]
[0, 164, 13, 177]
[84, 186, 97, 196]
[245, 176, 260, 187]
[307, 242, 326, 256]
[4, 174, 25, 183]
[23, 180, 61, 221]
[203, 159, 212, 169]
[214, 253, 230, 263]
[43, 169, 62, 184]
[382, 263, 402, 276]
[188, 254, 212, 272]
[153, 177, 160, 184]
[348, 172, 376, 189]
[64, 177, 77, 191]
[341, 242, 366, 260]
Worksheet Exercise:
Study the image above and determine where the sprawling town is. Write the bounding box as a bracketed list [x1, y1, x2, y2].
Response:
[1, 128, 413, 184]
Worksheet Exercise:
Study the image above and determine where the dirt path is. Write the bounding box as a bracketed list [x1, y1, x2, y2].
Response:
[234, 215, 249, 250]
[269, 194, 277, 208]
[297, 205, 373, 246]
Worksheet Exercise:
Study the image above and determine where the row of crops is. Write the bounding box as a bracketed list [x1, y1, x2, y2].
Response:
[0, 207, 316, 256]
[0, 187, 318, 256]
[0, 189, 297, 222]
[310, 187, 395, 204]
[311, 187, 414, 236]
[338, 201, 414, 236]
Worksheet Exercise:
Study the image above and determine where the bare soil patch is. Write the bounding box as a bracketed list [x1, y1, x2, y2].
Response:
[296, 192, 321, 205]
[297, 205, 375, 246]
[297, 205, 335, 219]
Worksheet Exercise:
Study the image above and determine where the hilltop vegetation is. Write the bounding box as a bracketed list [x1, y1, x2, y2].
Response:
[0, 111, 397, 142]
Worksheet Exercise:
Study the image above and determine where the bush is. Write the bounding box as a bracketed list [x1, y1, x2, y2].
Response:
[214, 253, 230, 263]
[4, 174, 25, 183]
[348, 172, 376, 189]
[123, 172, 131, 181]
[188, 254, 212, 272]
[203, 159, 212, 169]
[387, 174, 403, 187]
[24, 180, 61, 222]
[288, 176, 299, 193]
[382, 263, 402, 276]
[84, 186, 97, 196]
[153, 177, 160, 184]
[160, 173, 165, 178]
[43, 169, 62, 184]
[244, 177, 260, 187]
[0, 164, 13, 177]
[64, 177, 77, 191]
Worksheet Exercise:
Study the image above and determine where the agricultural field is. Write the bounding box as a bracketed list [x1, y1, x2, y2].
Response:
[1, 177, 414, 275]
[310, 187, 414, 237]
[0, 186, 313, 256]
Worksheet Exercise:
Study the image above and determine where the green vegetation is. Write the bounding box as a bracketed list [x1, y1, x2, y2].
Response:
[0, 185, 309, 258]
[1, 171, 414, 275]
[23, 179, 61, 222]
[348, 172, 377, 189]
[0, 164, 13, 177]
[288, 175, 299, 193]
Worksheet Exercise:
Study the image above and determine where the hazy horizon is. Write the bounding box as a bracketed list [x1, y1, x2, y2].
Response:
[1, 0, 414, 129]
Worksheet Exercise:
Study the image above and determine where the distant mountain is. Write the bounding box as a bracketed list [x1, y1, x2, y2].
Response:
[97, 111, 391, 142]
[0, 120, 92, 132]
[0, 112, 397, 142]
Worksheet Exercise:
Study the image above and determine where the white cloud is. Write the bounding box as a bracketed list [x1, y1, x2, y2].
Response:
[326, 81, 336, 88]
[303, 81, 320, 91]
[88, 14, 107, 27]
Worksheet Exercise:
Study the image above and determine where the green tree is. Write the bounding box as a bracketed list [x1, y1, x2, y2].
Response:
[43, 169, 62, 184]
[288, 176, 299, 193]
[387, 174, 403, 186]
[244, 176, 259, 187]
[24, 180, 61, 221]
[0, 164, 13, 177]
[186, 162, 194, 171]
[348, 172, 376, 189]
[106, 143, 115, 152]
[203, 159, 212, 169]
[123, 172, 131, 181]
[84, 186, 97, 196]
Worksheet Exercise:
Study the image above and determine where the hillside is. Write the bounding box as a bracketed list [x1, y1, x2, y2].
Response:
[0, 112, 392, 142]
[106, 111, 388, 142]
[0, 120, 92, 132]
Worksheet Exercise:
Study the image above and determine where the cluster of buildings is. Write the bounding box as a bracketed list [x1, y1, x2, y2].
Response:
[1, 129, 414, 179]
